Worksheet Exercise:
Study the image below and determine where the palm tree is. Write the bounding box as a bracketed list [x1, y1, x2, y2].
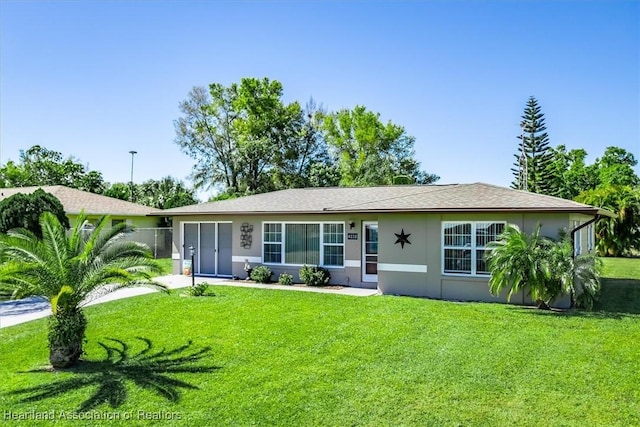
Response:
[485, 224, 555, 309]
[0, 212, 167, 368]
[486, 224, 602, 309]
[546, 237, 602, 309]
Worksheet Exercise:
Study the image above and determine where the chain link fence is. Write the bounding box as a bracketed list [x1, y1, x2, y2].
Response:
[120, 228, 173, 259]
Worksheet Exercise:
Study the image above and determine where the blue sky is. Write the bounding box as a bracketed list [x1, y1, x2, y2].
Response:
[1, 1, 638, 199]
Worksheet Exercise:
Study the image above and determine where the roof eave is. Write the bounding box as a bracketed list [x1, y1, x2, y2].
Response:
[155, 207, 604, 216]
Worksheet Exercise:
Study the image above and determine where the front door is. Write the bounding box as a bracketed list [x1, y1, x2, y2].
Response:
[362, 222, 378, 282]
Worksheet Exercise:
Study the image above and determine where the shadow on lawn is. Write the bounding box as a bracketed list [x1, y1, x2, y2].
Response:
[10, 337, 220, 412]
[508, 278, 640, 319]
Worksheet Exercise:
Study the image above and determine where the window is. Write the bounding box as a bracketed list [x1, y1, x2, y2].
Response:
[573, 220, 582, 256]
[263, 222, 344, 267]
[587, 223, 594, 252]
[442, 221, 505, 275]
[263, 223, 282, 263]
[323, 223, 344, 266]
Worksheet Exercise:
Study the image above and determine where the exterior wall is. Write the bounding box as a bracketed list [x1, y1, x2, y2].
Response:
[171, 214, 377, 287]
[376, 212, 577, 308]
[67, 214, 158, 229]
[170, 211, 590, 308]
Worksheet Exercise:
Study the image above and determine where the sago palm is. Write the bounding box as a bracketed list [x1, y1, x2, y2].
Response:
[546, 238, 602, 309]
[485, 224, 554, 308]
[0, 212, 167, 368]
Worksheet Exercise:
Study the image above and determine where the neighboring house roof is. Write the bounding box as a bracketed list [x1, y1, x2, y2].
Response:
[0, 186, 154, 216]
[154, 183, 613, 217]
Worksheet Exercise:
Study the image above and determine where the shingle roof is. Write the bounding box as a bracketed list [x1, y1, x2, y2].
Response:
[0, 186, 153, 216]
[154, 183, 611, 216]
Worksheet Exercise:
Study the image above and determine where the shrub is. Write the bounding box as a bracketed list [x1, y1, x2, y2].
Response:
[299, 265, 331, 287]
[251, 265, 273, 283]
[187, 282, 211, 297]
[278, 273, 294, 286]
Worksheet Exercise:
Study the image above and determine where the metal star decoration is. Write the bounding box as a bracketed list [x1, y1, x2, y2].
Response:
[394, 229, 411, 249]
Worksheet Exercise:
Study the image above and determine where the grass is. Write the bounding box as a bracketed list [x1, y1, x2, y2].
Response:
[154, 258, 172, 276]
[1, 279, 639, 426]
[597, 257, 640, 314]
[601, 256, 640, 279]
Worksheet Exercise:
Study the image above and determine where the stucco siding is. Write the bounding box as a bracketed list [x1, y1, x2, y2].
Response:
[171, 213, 377, 286]
[170, 210, 585, 308]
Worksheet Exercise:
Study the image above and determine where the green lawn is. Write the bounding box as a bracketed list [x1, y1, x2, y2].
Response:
[597, 257, 640, 314]
[1, 283, 639, 426]
[601, 256, 640, 279]
[155, 257, 173, 275]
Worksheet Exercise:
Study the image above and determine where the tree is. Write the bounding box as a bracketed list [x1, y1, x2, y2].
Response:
[546, 237, 602, 309]
[270, 99, 336, 189]
[0, 189, 69, 238]
[547, 145, 599, 199]
[594, 146, 639, 187]
[485, 224, 554, 308]
[486, 224, 602, 309]
[575, 185, 640, 256]
[136, 177, 198, 210]
[0, 212, 166, 368]
[0, 145, 106, 193]
[511, 97, 553, 194]
[174, 78, 309, 195]
[322, 105, 439, 186]
[103, 182, 134, 201]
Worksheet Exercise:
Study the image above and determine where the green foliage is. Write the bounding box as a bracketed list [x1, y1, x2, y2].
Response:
[299, 265, 331, 286]
[547, 145, 639, 200]
[547, 145, 600, 199]
[175, 78, 437, 195]
[322, 105, 438, 186]
[102, 182, 133, 200]
[278, 272, 294, 286]
[0, 189, 69, 238]
[486, 224, 553, 306]
[511, 96, 554, 194]
[250, 265, 273, 283]
[186, 282, 212, 297]
[47, 309, 87, 368]
[175, 78, 321, 195]
[0, 211, 167, 367]
[486, 224, 602, 309]
[596, 146, 639, 187]
[545, 238, 602, 309]
[575, 185, 640, 256]
[0, 145, 105, 193]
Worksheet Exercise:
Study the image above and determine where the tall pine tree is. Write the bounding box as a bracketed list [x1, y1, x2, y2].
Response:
[511, 97, 554, 194]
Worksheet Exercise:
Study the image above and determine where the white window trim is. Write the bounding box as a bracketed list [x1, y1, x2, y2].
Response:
[573, 220, 582, 256]
[441, 221, 506, 277]
[262, 221, 345, 268]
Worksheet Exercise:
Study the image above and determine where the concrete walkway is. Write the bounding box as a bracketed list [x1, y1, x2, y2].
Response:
[0, 275, 378, 329]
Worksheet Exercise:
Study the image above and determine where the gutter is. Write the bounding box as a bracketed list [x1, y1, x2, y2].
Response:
[570, 215, 601, 258]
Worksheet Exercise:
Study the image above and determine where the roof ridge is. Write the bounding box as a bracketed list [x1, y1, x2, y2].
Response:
[325, 184, 461, 211]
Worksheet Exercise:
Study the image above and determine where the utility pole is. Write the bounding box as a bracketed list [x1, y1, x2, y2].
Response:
[129, 150, 137, 202]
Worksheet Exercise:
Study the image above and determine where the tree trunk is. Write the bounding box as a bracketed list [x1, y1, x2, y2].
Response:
[48, 309, 87, 368]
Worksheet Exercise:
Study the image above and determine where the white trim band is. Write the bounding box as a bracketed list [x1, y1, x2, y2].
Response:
[232, 256, 262, 264]
[378, 263, 428, 273]
[344, 260, 361, 268]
